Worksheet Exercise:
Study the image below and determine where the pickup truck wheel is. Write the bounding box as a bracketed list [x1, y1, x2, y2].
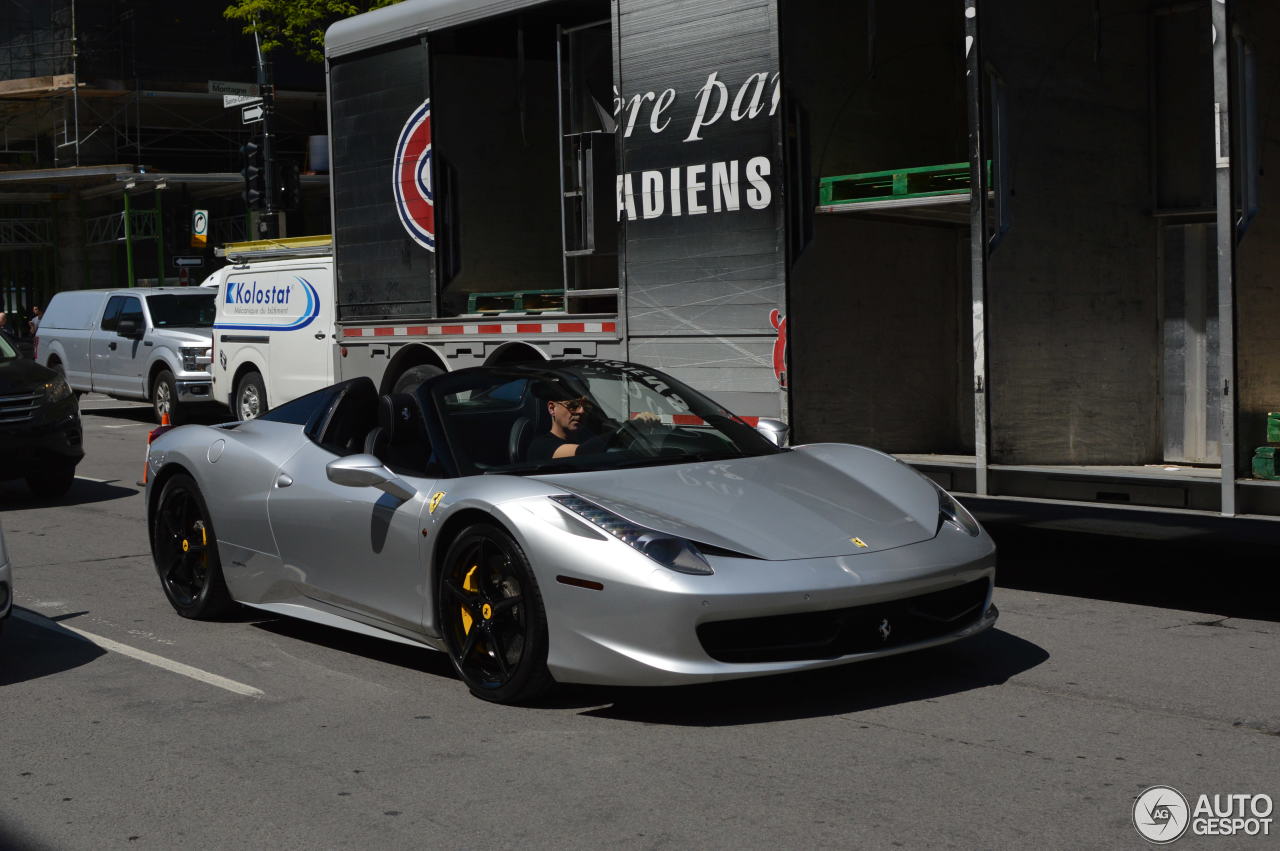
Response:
[234, 371, 268, 420]
[392, 364, 443, 395]
[26, 462, 76, 499]
[152, 370, 184, 425]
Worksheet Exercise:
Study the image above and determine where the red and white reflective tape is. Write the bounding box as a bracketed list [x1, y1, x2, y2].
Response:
[630, 412, 760, 427]
[342, 321, 617, 339]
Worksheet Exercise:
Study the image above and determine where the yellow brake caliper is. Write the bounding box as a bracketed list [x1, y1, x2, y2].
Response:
[460, 565, 479, 634]
[182, 522, 208, 554]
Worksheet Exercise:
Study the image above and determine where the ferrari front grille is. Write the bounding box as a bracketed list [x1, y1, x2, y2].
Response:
[696, 577, 991, 664]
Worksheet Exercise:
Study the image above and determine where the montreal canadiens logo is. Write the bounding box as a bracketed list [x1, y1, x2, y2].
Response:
[393, 99, 435, 251]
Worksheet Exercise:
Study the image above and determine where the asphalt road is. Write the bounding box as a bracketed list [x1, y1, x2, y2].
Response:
[1, 397, 1277, 849]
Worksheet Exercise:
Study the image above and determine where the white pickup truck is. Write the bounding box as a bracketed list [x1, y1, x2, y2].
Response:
[36, 287, 217, 424]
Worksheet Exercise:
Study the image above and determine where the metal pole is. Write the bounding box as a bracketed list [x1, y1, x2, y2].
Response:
[965, 0, 990, 496]
[122, 191, 136, 287]
[71, 0, 80, 166]
[155, 190, 165, 285]
[254, 27, 277, 239]
[1210, 0, 1237, 515]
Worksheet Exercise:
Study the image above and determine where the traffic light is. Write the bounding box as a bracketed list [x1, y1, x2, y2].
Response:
[277, 159, 301, 211]
[241, 137, 267, 210]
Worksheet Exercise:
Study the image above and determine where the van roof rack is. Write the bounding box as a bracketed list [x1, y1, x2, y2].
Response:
[216, 234, 332, 262]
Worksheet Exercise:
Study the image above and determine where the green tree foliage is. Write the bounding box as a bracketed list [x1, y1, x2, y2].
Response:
[224, 0, 402, 63]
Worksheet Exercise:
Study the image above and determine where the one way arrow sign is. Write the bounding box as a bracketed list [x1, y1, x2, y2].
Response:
[242, 103, 265, 124]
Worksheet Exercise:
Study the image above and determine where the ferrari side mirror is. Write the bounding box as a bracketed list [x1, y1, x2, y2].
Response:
[326, 454, 417, 501]
[754, 417, 789, 447]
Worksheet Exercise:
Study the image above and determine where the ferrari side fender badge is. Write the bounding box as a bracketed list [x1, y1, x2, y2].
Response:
[428, 491, 445, 514]
[851, 537, 868, 548]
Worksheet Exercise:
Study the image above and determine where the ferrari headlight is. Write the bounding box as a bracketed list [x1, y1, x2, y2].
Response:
[43, 376, 72, 403]
[934, 483, 981, 536]
[550, 494, 713, 575]
[181, 346, 213, 372]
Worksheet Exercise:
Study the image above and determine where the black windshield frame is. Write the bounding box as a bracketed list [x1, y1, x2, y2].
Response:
[422, 360, 782, 478]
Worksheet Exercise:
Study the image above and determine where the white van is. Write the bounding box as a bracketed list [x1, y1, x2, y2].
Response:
[209, 237, 335, 419]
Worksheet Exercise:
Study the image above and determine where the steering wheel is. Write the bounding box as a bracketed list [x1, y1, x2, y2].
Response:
[605, 419, 649, 451]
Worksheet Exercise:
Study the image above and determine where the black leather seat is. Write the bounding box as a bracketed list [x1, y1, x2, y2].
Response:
[507, 392, 553, 464]
[363, 393, 431, 475]
[508, 416, 533, 464]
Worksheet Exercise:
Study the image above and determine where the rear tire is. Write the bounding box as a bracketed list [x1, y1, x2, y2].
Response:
[150, 473, 235, 619]
[234, 371, 268, 420]
[26, 462, 76, 499]
[439, 523, 552, 704]
[152, 369, 184, 425]
[392, 364, 443, 395]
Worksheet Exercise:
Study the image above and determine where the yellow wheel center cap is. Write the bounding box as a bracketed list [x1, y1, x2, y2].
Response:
[481, 603, 493, 620]
[181, 539, 190, 552]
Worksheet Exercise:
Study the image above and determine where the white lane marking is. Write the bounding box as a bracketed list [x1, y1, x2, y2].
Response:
[74, 476, 114, 483]
[13, 609, 263, 697]
[101, 423, 145, 429]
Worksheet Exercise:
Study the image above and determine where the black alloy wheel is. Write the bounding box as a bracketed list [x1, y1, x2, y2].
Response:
[439, 523, 551, 704]
[151, 473, 234, 619]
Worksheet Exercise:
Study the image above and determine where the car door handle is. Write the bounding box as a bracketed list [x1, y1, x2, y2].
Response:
[275, 473, 294, 488]
[108, 342, 117, 350]
[314, 332, 326, 339]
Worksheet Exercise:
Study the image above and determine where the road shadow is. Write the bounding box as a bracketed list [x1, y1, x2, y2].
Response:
[80, 401, 230, 426]
[568, 627, 1047, 725]
[0, 610, 107, 687]
[0, 476, 138, 510]
[0, 824, 56, 851]
[244, 610, 1043, 722]
[79, 402, 155, 424]
[248, 615, 459, 681]
[985, 521, 1280, 622]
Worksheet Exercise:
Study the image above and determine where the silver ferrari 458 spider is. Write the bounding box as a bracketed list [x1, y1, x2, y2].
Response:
[145, 359, 997, 703]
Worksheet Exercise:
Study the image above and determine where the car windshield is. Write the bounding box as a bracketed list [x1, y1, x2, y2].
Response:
[146, 293, 216, 328]
[427, 360, 782, 476]
[0, 333, 14, 360]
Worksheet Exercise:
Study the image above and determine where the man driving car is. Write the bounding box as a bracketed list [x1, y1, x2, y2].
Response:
[527, 388, 660, 463]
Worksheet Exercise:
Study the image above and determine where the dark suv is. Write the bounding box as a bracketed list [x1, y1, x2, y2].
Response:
[0, 332, 84, 497]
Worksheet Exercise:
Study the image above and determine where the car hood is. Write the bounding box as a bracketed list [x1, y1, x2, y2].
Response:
[150, 328, 212, 346]
[0, 356, 58, 393]
[535, 444, 939, 560]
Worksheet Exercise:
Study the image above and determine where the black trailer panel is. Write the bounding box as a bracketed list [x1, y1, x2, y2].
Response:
[330, 38, 436, 321]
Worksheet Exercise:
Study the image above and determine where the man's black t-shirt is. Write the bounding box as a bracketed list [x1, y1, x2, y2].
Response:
[527, 430, 609, 463]
[528, 432, 576, 463]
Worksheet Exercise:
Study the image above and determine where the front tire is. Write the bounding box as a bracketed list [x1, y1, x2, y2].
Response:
[439, 523, 552, 704]
[151, 473, 235, 619]
[234, 371, 268, 420]
[151, 369, 184, 425]
[26, 462, 76, 499]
